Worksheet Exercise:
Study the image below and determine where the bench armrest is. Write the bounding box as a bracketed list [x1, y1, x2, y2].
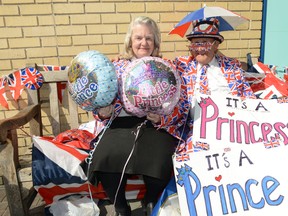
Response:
[0, 104, 40, 144]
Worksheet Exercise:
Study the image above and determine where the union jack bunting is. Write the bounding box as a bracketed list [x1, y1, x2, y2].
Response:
[41, 65, 69, 104]
[7, 70, 24, 101]
[21, 67, 43, 90]
[42, 65, 68, 71]
[0, 77, 8, 109]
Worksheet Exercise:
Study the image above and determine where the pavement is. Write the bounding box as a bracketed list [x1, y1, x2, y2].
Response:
[0, 185, 145, 216]
[0, 185, 44, 216]
[0, 185, 10, 216]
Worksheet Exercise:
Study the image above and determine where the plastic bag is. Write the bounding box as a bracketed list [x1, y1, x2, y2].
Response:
[49, 195, 100, 216]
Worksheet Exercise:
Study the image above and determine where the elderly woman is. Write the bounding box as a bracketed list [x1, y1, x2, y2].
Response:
[89, 16, 179, 216]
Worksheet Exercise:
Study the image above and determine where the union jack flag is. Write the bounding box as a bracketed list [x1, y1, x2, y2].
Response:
[0, 77, 8, 109]
[176, 152, 190, 162]
[180, 74, 190, 85]
[229, 58, 241, 67]
[195, 141, 209, 150]
[7, 70, 24, 101]
[32, 129, 146, 212]
[114, 99, 123, 114]
[185, 136, 194, 152]
[21, 67, 43, 90]
[228, 81, 238, 95]
[277, 97, 288, 103]
[223, 71, 234, 83]
[264, 139, 280, 149]
[199, 65, 210, 94]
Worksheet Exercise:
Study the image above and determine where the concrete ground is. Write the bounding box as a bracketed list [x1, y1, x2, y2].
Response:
[0, 185, 145, 216]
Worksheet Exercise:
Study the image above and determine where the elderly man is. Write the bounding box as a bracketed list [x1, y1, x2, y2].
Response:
[176, 17, 255, 98]
[160, 17, 256, 152]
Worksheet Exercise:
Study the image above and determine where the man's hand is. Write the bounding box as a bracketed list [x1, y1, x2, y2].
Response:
[146, 112, 161, 124]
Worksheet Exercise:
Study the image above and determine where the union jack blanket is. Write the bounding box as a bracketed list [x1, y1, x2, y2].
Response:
[32, 128, 146, 212]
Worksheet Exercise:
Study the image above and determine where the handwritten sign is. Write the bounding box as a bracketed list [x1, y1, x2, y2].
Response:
[174, 93, 288, 216]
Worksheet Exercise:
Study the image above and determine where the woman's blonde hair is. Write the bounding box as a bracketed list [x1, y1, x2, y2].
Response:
[123, 16, 161, 59]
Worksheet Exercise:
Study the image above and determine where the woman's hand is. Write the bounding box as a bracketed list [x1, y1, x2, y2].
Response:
[146, 112, 161, 124]
[97, 105, 114, 119]
[110, 55, 123, 62]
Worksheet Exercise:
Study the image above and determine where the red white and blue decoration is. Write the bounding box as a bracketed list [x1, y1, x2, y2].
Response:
[0, 60, 287, 110]
[245, 62, 288, 99]
[41, 65, 69, 104]
[21, 67, 43, 90]
[0, 67, 44, 109]
[0, 65, 71, 109]
[151, 177, 181, 216]
[121, 56, 181, 117]
[169, 6, 249, 37]
[173, 93, 288, 215]
[7, 70, 24, 101]
[0, 77, 8, 109]
[67, 50, 118, 111]
[32, 128, 146, 214]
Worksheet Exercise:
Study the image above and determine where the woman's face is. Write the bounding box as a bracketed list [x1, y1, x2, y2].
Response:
[189, 37, 219, 65]
[131, 24, 155, 59]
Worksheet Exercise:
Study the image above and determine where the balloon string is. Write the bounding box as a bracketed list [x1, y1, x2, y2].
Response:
[85, 110, 115, 166]
[175, 104, 190, 154]
[113, 119, 147, 209]
[85, 108, 115, 214]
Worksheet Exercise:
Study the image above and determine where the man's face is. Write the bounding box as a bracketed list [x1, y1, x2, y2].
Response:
[189, 37, 219, 65]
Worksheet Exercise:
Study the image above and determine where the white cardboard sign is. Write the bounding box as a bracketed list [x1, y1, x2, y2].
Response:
[174, 93, 288, 216]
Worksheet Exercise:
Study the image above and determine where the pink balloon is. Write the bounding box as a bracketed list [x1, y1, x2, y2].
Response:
[121, 57, 180, 117]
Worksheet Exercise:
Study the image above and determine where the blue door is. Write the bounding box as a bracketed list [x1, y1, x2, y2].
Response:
[261, 0, 288, 77]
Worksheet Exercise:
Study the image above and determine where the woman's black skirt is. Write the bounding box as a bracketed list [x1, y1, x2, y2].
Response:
[88, 116, 177, 181]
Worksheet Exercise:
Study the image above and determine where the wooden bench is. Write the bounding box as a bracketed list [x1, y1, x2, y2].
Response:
[0, 64, 93, 215]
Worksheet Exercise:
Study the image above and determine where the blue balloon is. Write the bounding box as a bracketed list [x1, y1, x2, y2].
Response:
[68, 50, 118, 111]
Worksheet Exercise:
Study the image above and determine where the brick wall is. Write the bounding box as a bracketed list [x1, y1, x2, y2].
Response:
[0, 0, 263, 161]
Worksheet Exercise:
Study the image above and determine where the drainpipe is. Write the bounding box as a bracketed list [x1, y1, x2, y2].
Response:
[259, 0, 268, 63]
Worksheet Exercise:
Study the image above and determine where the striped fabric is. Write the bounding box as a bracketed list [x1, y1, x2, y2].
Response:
[245, 62, 288, 99]
[32, 129, 146, 211]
